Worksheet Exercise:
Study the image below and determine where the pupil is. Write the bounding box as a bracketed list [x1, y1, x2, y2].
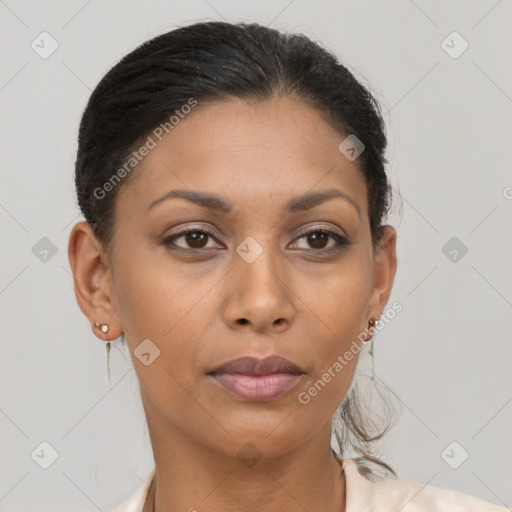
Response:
[309, 232, 327, 249]
[186, 232, 207, 248]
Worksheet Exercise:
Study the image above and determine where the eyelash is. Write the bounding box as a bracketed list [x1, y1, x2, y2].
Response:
[162, 226, 350, 255]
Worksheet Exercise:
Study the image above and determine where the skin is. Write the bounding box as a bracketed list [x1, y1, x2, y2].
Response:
[68, 95, 397, 512]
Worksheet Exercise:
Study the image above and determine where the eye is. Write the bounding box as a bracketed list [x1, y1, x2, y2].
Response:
[162, 226, 223, 251]
[291, 228, 350, 254]
[162, 226, 350, 254]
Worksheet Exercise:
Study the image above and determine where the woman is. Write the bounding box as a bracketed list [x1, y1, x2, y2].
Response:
[68, 21, 508, 512]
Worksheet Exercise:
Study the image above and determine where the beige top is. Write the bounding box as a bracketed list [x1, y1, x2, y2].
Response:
[111, 458, 509, 511]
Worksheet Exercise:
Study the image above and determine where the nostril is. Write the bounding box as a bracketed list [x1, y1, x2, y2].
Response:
[238, 318, 249, 325]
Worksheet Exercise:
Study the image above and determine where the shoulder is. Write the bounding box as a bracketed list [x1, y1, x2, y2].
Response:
[110, 468, 155, 512]
[342, 458, 510, 512]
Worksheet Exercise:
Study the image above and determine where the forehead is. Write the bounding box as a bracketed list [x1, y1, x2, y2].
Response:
[116, 95, 368, 216]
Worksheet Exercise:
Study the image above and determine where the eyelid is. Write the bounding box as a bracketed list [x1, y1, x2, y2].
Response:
[293, 223, 347, 240]
[165, 224, 220, 238]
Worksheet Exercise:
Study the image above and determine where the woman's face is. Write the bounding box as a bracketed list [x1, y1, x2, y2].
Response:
[70, 95, 396, 461]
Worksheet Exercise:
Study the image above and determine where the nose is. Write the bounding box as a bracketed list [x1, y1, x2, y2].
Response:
[222, 243, 296, 335]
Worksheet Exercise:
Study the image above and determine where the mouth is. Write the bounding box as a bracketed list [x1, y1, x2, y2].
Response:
[207, 355, 306, 401]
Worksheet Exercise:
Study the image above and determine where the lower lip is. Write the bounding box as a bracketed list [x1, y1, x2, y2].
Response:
[210, 372, 304, 401]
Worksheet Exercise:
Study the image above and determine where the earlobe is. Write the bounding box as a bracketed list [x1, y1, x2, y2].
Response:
[68, 221, 123, 340]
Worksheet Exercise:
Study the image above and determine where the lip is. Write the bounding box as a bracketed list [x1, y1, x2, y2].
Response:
[210, 373, 304, 401]
[208, 355, 305, 402]
[209, 355, 305, 376]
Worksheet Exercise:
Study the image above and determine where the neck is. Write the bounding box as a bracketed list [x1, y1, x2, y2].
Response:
[144, 421, 346, 512]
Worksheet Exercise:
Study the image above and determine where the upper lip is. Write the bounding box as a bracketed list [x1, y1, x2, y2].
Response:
[209, 355, 305, 376]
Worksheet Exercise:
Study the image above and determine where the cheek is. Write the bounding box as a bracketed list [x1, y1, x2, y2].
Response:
[111, 242, 203, 337]
[298, 258, 372, 339]
[299, 262, 371, 383]
[111, 253, 210, 419]
[110, 246, 219, 387]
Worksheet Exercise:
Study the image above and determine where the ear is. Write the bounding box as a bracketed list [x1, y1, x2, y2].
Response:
[67, 221, 123, 341]
[367, 225, 398, 320]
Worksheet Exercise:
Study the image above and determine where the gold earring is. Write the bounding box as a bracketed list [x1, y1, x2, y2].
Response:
[368, 318, 379, 381]
[94, 321, 112, 381]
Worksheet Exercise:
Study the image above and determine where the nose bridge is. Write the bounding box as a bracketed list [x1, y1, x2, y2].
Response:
[224, 234, 295, 332]
[240, 241, 282, 295]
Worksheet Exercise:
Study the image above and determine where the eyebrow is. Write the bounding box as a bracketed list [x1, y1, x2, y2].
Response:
[147, 188, 361, 218]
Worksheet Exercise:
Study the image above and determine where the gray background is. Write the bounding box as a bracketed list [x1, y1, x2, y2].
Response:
[1, 0, 511, 510]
